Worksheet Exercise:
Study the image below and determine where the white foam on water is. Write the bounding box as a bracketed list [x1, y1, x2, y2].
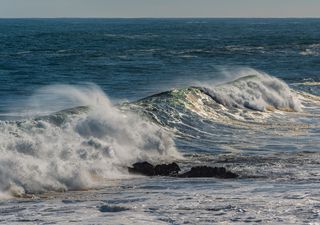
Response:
[0, 84, 181, 197]
[200, 68, 302, 112]
[300, 43, 320, 56]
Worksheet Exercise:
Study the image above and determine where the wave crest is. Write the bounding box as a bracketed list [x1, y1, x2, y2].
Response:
[200, 71, 301, 112]
[0, 85, 181, 197]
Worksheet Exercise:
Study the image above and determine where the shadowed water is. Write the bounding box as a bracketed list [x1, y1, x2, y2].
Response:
[0, 19, 320, 224]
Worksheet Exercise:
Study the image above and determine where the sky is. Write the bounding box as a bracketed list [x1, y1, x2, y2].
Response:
[0, 0, 319, 18]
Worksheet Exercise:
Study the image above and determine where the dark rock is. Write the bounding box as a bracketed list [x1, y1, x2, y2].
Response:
[128, 162, 238, 179]
[98, 205, 129, 213]
[128, 162, 181, 176]
[154, 162, 181, 176]
[128, 161, 155, 176]
[179, 166, 238, 179]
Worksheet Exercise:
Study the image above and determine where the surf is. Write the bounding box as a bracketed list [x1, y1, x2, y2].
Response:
[1, 69, 319, 198]
[0, 85, 181, 198]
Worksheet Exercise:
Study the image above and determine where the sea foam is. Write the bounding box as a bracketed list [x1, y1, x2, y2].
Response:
[200, 69, 301, 112]
[0, 85, 181, 197]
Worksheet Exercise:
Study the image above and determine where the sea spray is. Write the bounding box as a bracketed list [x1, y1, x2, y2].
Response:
[0, 85, 181, 197]
[199, 69, 302, 112]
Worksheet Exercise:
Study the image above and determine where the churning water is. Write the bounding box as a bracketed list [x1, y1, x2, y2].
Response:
[0, 19, 320, 224]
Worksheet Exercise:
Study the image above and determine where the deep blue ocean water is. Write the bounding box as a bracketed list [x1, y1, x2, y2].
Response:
[0, 19, 320, 224]
[1, 19, 320, 109]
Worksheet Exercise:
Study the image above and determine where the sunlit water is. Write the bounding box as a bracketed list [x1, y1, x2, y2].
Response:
[0, 19, 320, 224]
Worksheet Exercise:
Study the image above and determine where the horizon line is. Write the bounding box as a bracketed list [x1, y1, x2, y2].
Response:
[0, 16, 320, 19]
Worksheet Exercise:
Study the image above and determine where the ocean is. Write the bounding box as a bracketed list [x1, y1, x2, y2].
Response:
[0, 18, 320, 224]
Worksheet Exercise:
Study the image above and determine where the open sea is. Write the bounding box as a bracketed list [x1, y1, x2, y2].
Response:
[0, 18, 320, 224]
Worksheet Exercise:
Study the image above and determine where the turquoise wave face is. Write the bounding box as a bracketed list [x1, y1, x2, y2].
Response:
[1, 19, 320, 224]
[1, 18, 320, 114]
[1, 69, 320, 197]
[0, 85, 181, 197]
[129, 71, 320, 156]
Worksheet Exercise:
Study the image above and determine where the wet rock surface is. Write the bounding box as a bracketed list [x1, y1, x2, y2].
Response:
[128, 162, 238, 179]
[128, 162, 155, 176]
[154, 162, 181, 176]
[178, 166, 238, 178]
[98, 205, 129, 213]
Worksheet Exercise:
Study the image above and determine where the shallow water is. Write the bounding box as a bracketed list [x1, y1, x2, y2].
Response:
[0, 19, 320, 224]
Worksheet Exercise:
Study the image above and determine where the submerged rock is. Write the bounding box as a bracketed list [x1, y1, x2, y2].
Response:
[128, 162, 238, 179]
[179, 166, 238, 178]
[98, 205, 129, 213]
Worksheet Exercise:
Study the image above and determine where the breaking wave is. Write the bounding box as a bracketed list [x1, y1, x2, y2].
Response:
[0, 85, 181, 197]
[133, 69, 304, 128]
[0, 69, 317, 198]
[200, 71, 302, 112]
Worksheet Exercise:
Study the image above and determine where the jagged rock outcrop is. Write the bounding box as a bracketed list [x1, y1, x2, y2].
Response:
[178, 166, 238, 178]
[154, 162, 180, 176]
[128, 161, 155, 176]
[128, 162, 238, 179]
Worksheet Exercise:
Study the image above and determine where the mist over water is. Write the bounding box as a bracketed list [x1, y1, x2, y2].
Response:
[0, 68, 310, 198]
[0, 85, 180, 197]
[199, 68, 302, 112]
[1, 19, 320, 224]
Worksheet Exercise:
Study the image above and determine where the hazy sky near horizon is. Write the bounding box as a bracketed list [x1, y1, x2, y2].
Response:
[0, 0, 319, 18]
